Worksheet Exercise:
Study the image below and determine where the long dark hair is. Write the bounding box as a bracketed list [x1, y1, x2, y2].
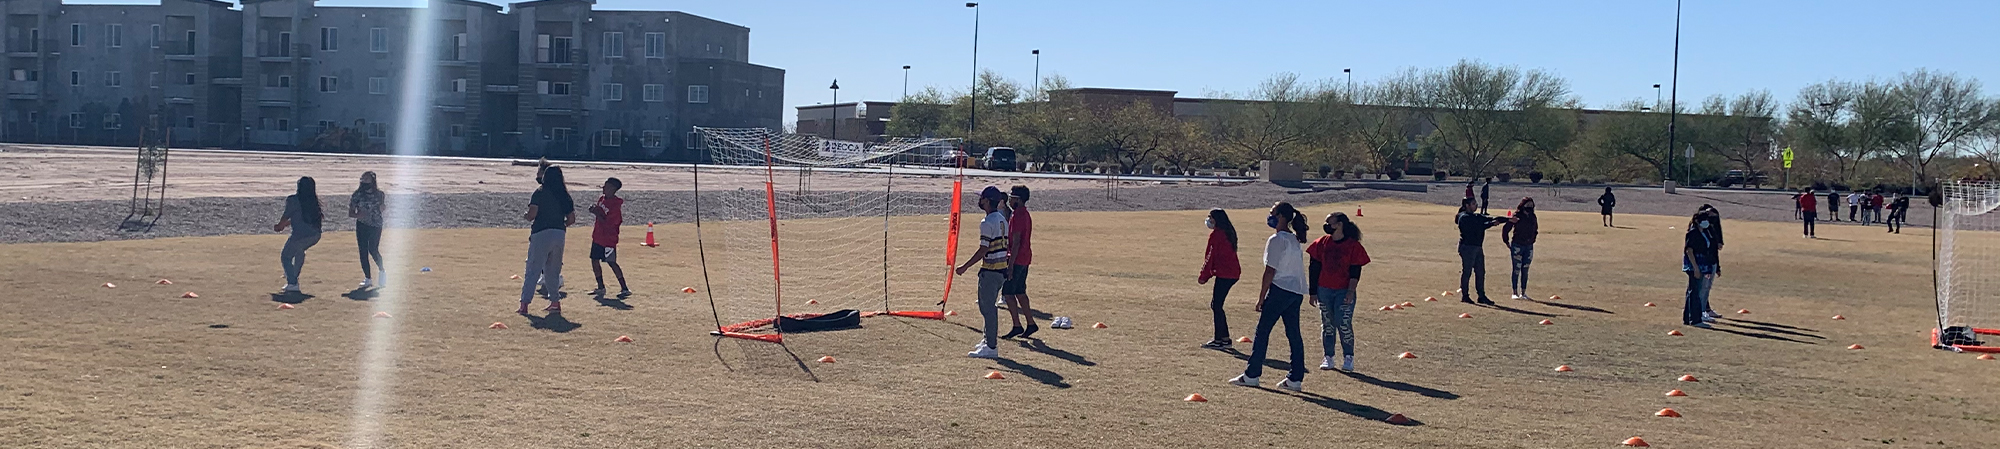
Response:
[295, 176, 323, 227]
[541, 165, 570, 198]
[1516, 197, 1535, 217]
[1326, 212, 1361, 242]
[1208, 208, 1238, 250]
[354, 171, 380, 197]
[1272, 202, 1307, 243]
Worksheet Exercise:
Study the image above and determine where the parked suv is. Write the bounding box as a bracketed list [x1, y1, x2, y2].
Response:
[983, 147, 1018, 171]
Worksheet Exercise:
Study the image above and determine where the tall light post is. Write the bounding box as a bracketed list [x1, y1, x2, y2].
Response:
[829, 79, 840, 141]
[1343, 68, 1353, 98]
[1032, 49, 1041, 97]
[966, 2, 980, 148]
[1666, 0, 1682, 188]
[1653, 84, 1662, 110]
[901, 65, 911, 99]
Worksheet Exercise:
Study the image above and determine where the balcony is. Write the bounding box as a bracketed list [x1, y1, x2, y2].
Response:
[535, 95, 575, 112]
[257, 87, 295, 107]
[257, 44, 311, 63]
[435, 91, 469, 112]
[211, 78, 243, 85]
[165, 85, 195, 99]
[161, 40, 197, 60]
[5, 81, 40, 100]
[532, 49, 586, 68]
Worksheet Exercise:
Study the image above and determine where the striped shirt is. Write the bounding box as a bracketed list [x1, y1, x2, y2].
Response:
[979, 211, 1010, 272]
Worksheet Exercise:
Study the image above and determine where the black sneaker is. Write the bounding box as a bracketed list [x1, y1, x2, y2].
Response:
[1461, 298, 1475, 304]
[1001, 326, 1024, 339]
[1201, 340, 1232, 349]
[1021, 324, 1040, 338]
[1476, 297, 1496, 305]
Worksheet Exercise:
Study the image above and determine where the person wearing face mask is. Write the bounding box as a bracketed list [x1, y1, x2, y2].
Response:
[1229, 202, 1310, 392]
[1198, 209, 1243, 349]
[1501, 197, 1538, 300]
[1306, 212, 1368, 371]
[1457, 197, 1513, 304]
[1797, 188, 1817, 238]
[955, 186, 1013, 359]
[1697, 204, 1725, 322]
[1682, 208, 1722, 328]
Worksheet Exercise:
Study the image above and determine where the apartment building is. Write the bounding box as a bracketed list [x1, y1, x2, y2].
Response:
[2, 0, 240, 146]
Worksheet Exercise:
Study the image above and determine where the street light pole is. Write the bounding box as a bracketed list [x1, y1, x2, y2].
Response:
[901, 65, 911, 99]
[1666, 0, 1682, 188]
[1343, 68, 1352, 98]
[1032, 49, 1041, 98]
[830, 79, 840, 141]
[967, 3, 980, 149]
[1653, 84, 1662, 110]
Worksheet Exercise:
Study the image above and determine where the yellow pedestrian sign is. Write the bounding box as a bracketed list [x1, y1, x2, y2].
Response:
[1782, 147, 1794, 169]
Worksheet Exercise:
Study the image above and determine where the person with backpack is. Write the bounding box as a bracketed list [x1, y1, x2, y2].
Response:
[1198, 208, 1242, 349]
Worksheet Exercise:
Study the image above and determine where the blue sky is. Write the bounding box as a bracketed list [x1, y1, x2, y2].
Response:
[91, 0, 2000, 121]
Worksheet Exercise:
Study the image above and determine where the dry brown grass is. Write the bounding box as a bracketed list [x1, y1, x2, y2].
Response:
[2, 199, 1994, 448]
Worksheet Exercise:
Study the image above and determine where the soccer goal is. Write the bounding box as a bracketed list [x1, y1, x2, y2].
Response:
[691, 127, 966, 343]
[1933, 180, 2000, 353]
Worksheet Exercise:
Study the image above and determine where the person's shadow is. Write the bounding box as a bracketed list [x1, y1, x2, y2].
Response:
[594, 295, 633, 310]
[270, 292, 316, 304]
[524, 311, 582, 333]
[340, 288, 377, 301]
[1015, 339, 1096, 366]
[993, 357, 1070, 389]
[1336, 371, 1460, 399]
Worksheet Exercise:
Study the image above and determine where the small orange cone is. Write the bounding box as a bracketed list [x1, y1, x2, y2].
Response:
[983, 371, 1006, 380]
[1237, 336, 1253, 343]
[681, 287, 697, 293]
[1355, 207, 1363, 217]
[1400, 301, 1415, 308]
[1385, 413, 1412, 425]
[1645, 302, 1657, 307]
[614, 335, 634, 343]
[1554, 365, 1573, 372]
[944, 310, 958, 316]
[1622, 437, 1651, 447]
[1977, 354, 1995, 360]
[1832, 315, 1846, 320]
[1664, 389, 1688, 397]
[1184, 393, 1208, 402]
[1379, 306, 1393, 311]
[1655, 408, 1682, 418]
[103, 283, 117, 288]
[1678, 375, 1699, 382]
[1549, 295, 1561, 300]
[817, 356, 836, 363]
[374, 311, 392, 318]
[1458, 313, 1472, 318]
[1093, 322, 1107, 329]
[156, 279, 174, 285]
[1737, 309, 1751, 314]
[642, 222, 660, 247]
[1397, 352, 1417, 359]
[1387, 304, 1402, 310]
[510, 274, 522, 280]
[1847, 344, 1864, 350]
[179, 292, 199, 298]
[1667, 330, 1684, 336]
[1443, 291, 1454, 296]
[807, 299, 819, 305]
[1424, 296, 1437, 302]
[277, 303, 295, 310]
[1539, 319, 1554, 325]
[489, 322, 508, 329]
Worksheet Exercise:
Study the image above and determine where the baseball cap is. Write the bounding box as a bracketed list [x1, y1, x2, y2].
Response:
[980, 186, 1007, 203]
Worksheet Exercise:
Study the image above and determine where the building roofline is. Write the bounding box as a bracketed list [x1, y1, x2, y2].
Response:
[1051, 87, 1179, 96]
[508, 0, 593, 9]
[441, 0, 503, 12]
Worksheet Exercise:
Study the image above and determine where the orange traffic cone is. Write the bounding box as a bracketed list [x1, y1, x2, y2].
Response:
[682, 287, 697, 293]
[1458, 313, 1472, 318]
[1237, 336, 1253, 343]
[1667, 330, 1684, 336]
[374, 311, 392, 318]
[1539, 319, 1554, 325]
[1737, 309, 1751, 314]
[817, 356, 836, 363]
[1184, 393, 1208, 402]
[156, 279, 174, 285]
[1655, 408, 1682, 418]
[103, 283, 117, 288]
[614, 335, 634, 343]
[983, 371, 1006, 380]
[1385, 413, 1412, 425]
[1645, 302, 1657, 307]
[1664, 389, 1688, 397]
[1355, 207, 1363, 217]
[180, 292, 200, 298]
[642, 222, 660, 247]
[807, 299, 820, 305]
[1622, 436, 1651, 447]
[1832, 315, 1846, 320]
[1554, 365, 1573, 372]
[1093, 322, 1107, 329]
[277, 303, 295, 310]
[1977, 354, 1995, 360]
[1847, 344, 1865, 350]
[1678, 375, 1699, 382]
[489, 322, 508, 329]
[1397, 352, 1417, 359]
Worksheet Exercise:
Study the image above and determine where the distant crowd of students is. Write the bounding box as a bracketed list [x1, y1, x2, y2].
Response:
[1794, 188, 1912, 237]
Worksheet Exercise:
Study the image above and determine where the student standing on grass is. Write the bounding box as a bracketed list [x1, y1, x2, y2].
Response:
[1457, 197, 1512, 304]
[1198, 208, 1242, 349]
[1848, 191, 1862, 222]
[1871, 191, 1887, 226]
[350, 171, 386, 290]
[519, 166, 576, 314]
[1480, 178, 1493, 215]
[1682, 208, 1721, 328]
[1229, 202, 1310, 392]
[1888, 193, 1910, 234]
[274, 177, 324, 294]
[1826, 189, 1841, 222]
[1000, 185, 1039, 339]
[587, 177, 630, 299]
[956, 186, 1012, 359]
[1790, 191, 1802, 220]
[1598, 187, 1617, 227]
[1797, 188, 1818, 238]
[1502, 197, 1539, 300]
[1307, 212, 1369, 372]
[1697, 204, 1725, 322]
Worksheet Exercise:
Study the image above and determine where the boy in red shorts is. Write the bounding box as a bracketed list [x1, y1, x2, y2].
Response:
[588, 177, 631, 298]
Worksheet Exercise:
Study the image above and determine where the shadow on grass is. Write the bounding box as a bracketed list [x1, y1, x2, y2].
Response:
[1220, 347, 1307, 374]
[338, 288, 375, 301]
[524, 311, 581, 333]
[1718, 321, 1823, 340]
[1016, 339, 1096, 366]
[1729, 318, 1819, 333]
[1527, 299, 1614, 314]
[271, 292, 315, 304]
[1254, 388, 1421, 426]
[593, 295, 633, 310]
[1702, 325, 1814, 344]
[1476, 303, 1561, 318]
[993, 357, 1070, 389]
[709, 337, 820, 382]
[1336, 371, 1460, 400]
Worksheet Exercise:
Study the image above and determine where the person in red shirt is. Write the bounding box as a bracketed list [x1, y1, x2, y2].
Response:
[1307, 212, 1369, 371]
[1000, 186, 1039, 338]
[587, 178, 630, 298]
[1198, 208, 1242, 349]
[1797, 188, 1817, 238]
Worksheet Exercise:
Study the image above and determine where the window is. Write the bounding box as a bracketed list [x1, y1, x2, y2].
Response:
[150, 24, 161, 48]
[277, 32, 292, 56]
[278, 75, 291, 88]
[149, 72, 159, 87]
[686, 85, 708, 104]
[599, 129, 622, 147]
[535, 34, 550, 62]
[645, 32, 665, 58]
[69, 71, 80, 86]
[550, 82, 571, 95]
[536, 80, 548, 95]
[71, 23, 83, 47]
[643, 84, 665, 102]
[551, 127, 574, 142]
[104, 113, 121, 130]
[369, 77, 388, 95]
[642, 130, 664, 148]
[551, 37, 573, 63]
[260, 117, 274, 130]
[449, 124, 465, 138]
[107, 24, 122, 48]
[184, 116, 195, 128]
[320, 27, 337, 51]
[185, 30, 196, 54]
[318, 120, 336, 134]
[452, 78, 468, 93]
[370, 28, 387, 53]
[105, 71, 121, 87]
[276, 118, 290, 130]
[185, 73, 196, 85]
[69, 112, 84, 128]
[602, 32, 623, 59]
[9, 69, 28, 81]
[319, 76, 337, 93]
[27, 28, 39, 52]
[603, 83, 623, 102]
[29, 112, 39, 124]
[450, 33, 466, 61]
[368, 122, 386, 139]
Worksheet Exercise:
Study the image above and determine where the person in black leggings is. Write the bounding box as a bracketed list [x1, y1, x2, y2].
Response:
[1198, 208, 1242, 348]
[350, 171, 386, 289]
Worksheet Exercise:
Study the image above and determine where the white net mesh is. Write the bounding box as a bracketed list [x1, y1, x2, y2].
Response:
[691, 127, 964, 340]
[1936, 180, 2000, 342]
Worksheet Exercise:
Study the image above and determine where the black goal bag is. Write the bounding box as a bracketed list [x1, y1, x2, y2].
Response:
[777, 309, 863, 333]
[1940, 326, 1985, 347]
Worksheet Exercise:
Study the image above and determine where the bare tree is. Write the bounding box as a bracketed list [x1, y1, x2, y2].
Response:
[1688, 91, 1779, 181]
[1209, 73, 1327, 163]
[1000, 95, 1089, 166]
[1883, 69, 1999, 186]
[1157, 121, 1220, 174]
[1404, 60, 1575, 178]
[1586, 101, 1673, 180]
[1786, 81, 1866, 183]
[1091, 100, 1175, 173]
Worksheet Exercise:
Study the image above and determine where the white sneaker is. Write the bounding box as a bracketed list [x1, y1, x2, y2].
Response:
[281, 284, 300, 293]
[1510, 294, 1525, 300]
[1342, 355, 1355, 371]
[1319, 356, 1337, 370]
[967, 344, 998, 359]
[358, 278, 373, 289]
[1228, 374, 1259, 387]
[1277, 378, 1304, 392]
[376, 274, 386, 286]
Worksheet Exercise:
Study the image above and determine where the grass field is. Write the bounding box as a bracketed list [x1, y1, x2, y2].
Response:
[2, 199, 1994, 448]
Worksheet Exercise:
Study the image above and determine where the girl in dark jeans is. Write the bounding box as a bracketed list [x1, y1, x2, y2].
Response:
[1229, 202, 1311, 392]
[350, 171, 386, 289]
[1682, 209, 1721, 327]
[1198, 208, 1241, 349]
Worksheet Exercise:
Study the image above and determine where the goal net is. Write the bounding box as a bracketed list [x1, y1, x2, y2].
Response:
[1933, 180, 2000, 352]
[691, 127, 965, 343]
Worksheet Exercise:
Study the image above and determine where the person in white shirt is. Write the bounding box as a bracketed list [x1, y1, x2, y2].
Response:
[1229, 202, 1311, 392]
[955, 186, 1013, 359]
[1847, 192, 1862, 223]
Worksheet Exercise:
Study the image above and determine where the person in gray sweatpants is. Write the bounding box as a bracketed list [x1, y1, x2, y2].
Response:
[955, 186, 1013, 358]
[274, 177, 324, 294]
[519, 166, 576, 314]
